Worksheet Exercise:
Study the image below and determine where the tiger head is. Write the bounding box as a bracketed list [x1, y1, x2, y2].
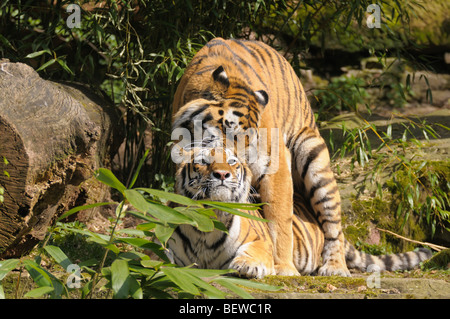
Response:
[175, 147, 252, 203]
[172, 65, 269, 144]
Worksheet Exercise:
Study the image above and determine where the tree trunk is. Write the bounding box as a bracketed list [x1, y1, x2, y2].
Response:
[0, 60, 122, 258]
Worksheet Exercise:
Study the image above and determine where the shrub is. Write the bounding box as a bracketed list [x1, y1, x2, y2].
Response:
[0, 165, 278, 299]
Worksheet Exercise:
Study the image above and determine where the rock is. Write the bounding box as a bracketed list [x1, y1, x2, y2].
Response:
[250, 275, 450, 299]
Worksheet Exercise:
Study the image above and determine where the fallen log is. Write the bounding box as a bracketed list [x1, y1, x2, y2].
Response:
[0, 60, 122, 258]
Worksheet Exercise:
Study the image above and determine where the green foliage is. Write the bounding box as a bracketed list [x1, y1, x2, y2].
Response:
[0, 1, 447, 294]
[329, 121, 374, 170]
[0, 0, 436, 188]
[422, 248, 450, 270]
[0, 164, 278, 299]
[258, 0, 440, 67]
[0, 0, 277, 188]
[354, 241, 390, 256]
[50, 221, 116, 265]
[330, 113, 450, 243]
[315, 75, 369, 120]
[386, 161, 450, 238]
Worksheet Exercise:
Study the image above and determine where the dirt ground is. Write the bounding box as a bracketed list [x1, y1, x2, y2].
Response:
[252, 273, 450, 299]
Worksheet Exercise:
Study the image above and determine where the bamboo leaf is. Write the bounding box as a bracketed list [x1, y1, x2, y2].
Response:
[44, 245, 72, 271]
[57, 202, 113, 221]
[23, 260, 53, 287]
[137, 188, 201, 207]
[198, 201, 268, 222]
[25, 49, 51, 58]
[56, 58, 74, 75]
[155, 224, 175, 245]
[128, 275, 143, 299]
[124, 189, 192, 225]
[111, 259, 130, 299]
[161, 266, 226, 298]
[212, 276, 281, 299]
[128, 149, 150, 189]
[212, 278, 254, 299]
[95, 168, 127, 194]
[161, 267, 199, 295]
[36, 58, 56, 72]
[174, 207, 215, 232]
[24, 286, 55, 298]
[0, 259, 20, 281]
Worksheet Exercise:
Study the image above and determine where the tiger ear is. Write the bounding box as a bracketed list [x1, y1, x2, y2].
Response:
[212, 66, 229, 88]
[254, 90, 269, 107]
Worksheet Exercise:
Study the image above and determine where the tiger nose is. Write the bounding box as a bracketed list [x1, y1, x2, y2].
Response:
[212, 170, 231, 181]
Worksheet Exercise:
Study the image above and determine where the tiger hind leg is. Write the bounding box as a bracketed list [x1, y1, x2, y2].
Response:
[290, 127, 350, 277]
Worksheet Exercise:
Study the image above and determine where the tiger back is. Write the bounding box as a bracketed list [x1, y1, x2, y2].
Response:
[172, 37, 349, 276]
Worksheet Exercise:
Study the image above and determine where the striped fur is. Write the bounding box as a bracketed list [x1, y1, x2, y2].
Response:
[169, 147, 432, 278]
[172, 38, 348, 276]
[345, 243, 432, 272]
[169, 147, 275, 278]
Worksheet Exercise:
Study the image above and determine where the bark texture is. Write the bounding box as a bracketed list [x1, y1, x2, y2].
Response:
[0, 60, 122, 258]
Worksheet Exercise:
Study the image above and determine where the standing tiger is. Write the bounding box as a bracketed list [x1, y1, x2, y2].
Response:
[172, 38, 348, 276]
[168, 147, 432, 278]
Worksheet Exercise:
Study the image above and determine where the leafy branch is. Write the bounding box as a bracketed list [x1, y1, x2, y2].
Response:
[0, 162, 277, 299]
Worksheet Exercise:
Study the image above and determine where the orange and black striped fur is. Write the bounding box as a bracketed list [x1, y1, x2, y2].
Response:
[169, 147, 275, 278]
[169, 147, 432, 278]
[172, 38, 348, 276]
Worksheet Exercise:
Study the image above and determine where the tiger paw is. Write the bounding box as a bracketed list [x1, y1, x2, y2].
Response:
[229, 257, 274, 279]
[318, 260, 351, 277]
[274, 263, 300, 276]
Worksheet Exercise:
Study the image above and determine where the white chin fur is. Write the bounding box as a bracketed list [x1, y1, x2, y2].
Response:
[209, 186, 233, 202]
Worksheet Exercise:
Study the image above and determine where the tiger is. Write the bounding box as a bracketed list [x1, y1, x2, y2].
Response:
[171, 37, 348, 276]
[169, 147, 275, 278]
[168, 146, 432, 278]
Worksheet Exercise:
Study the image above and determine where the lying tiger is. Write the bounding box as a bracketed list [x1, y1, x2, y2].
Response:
[167, 147, 432, 278]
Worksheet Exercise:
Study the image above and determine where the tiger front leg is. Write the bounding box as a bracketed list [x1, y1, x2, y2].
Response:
[229, 237, 275, 279]
[257, 145, 300, 277]
[292, 128, 350, 277]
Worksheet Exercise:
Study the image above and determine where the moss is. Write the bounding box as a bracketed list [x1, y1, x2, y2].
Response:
[1, 273, 37, 299]
[344, 195, 397, 253]
[422, 249, 450, 270]
[344, 224, 369, 245]
[343, 159, 450, 255]
[252, 275, 379, 296]
[345, 195, 428, 254]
